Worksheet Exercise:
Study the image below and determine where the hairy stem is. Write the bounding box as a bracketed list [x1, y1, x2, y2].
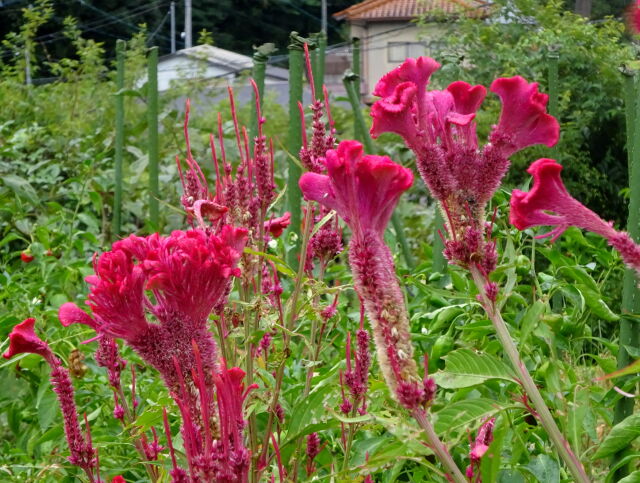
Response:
[469, 264, 590, 483]
[412, 409, 467, 483]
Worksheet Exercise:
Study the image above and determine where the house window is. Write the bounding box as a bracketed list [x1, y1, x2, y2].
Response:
[387, 42, 426, 62]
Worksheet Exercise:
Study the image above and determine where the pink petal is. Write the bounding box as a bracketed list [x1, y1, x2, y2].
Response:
[509, 159, 616, 240]
[490, 76, 559, 156]
[372, 56, 440, 98]
[3, 318, 53, 361]
[59, 302, 97, 329]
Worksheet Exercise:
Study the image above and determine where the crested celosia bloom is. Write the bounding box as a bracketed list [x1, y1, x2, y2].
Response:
[300, 140, 432, 409]
[58, 226, 248, 480]
[466, 417, 496, 481]
[510, 158, 640, 274]
[627, 0, 640, 34]
[3, 319, 96, 477]
[370, 57, 559, 276]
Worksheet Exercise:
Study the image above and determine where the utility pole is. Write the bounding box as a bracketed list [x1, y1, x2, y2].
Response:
[170, 1, 176, 53]
[185, 0, 192, 49]
[321, 0, 327, 33]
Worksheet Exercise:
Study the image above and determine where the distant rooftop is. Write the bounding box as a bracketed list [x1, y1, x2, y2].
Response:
[160, 44, 288, 80]
[333, 0, 491, 22]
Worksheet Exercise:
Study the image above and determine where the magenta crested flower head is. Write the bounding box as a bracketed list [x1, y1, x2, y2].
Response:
[299, 140, 413, 239]
[510, 159, 615, 240]
[626, 0, 640, 34]
[489, 76, 559, 156]
[3, 317, 54, 363]
[370, 57, 559, 273]
[511, 158, 640, 275]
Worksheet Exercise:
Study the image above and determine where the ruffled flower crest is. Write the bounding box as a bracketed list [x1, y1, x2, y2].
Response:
[511, 158, 640, 275]
[299, 140, 413, 239]
[370, 57, 559, 275]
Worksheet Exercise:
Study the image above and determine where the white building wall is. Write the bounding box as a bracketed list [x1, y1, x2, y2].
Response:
[351, 21, 446, 101]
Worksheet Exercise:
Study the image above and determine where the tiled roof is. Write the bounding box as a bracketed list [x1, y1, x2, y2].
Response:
[334, 0, 490, 21]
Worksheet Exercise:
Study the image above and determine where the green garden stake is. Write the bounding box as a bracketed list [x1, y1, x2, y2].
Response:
[343, 70, 415, 269]
[613, 68, 640, 481]
[351, 37, 363, 141]
[113, 39, 125, 239]
[147, 46, 159, 230]
[547, 48, 559, 156]
[250, 43, 275, 141]
[285, 33, 306, 269]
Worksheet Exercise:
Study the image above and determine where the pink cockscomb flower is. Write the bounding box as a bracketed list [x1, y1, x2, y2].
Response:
[466, 417, 496, 482]
[626, 0, 640, 34]
[370, 57, 559, 274]
[300, 141, 431, 409]
[3, 317, 55, 363]
[299, 140, 413, 239]
[58, 227, 247, 454]
[510, 158, 640, 275]
[3, 319, 97, 477]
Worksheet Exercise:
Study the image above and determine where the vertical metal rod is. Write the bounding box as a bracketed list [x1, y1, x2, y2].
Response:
[147, 47, 160, 229]
[170, 1, 176, 53]
[351, 38, 362, 140]
[343, 72, 415, 269]
[321, 0, 327, 34]
[286, 34, 304, 269]
[613, 70, 640, 481]
[113, 39, 126, 239]
[314, 31, 326, 96]
[185, 0, 192, 48]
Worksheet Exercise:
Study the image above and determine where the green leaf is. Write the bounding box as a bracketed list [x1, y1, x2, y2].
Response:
[519, 300, 546, 344]
[2, 175, 40, 205]
[592, 413, 640, 459]
[433, 398, 502, 434]
[576, 284, 619, 321]
[433, 349, 517, 388]
[525, 454, 560, 483]
[37, 390, 58, 431]
[598, 358, 640, 379]
[619, 471, 640, 483]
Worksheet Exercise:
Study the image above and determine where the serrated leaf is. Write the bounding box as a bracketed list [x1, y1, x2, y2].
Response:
[525, 454, 560, 483]
[433, 398, 502, 434]
[433, 349, 517, 388]
[592, 413, 640, 459]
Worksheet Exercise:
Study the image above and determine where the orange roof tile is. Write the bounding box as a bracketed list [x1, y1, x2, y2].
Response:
[334, 0, 490, 21]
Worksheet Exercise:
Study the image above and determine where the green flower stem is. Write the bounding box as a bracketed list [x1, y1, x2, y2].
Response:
[469, 265, 590, 483]
[412, 408, 467, 483]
